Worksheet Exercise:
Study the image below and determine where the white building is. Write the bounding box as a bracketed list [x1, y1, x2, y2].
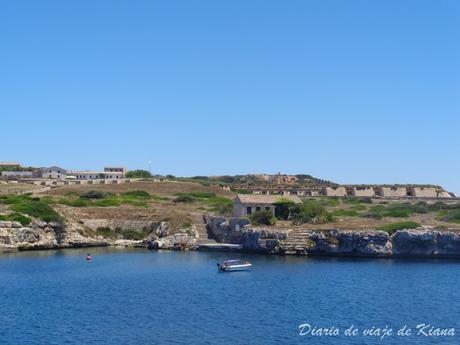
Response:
[104, 167, 127, 177]
[67, 170, 124, 180]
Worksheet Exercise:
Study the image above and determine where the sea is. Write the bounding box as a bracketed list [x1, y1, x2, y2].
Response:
[0, 248, 459, 345]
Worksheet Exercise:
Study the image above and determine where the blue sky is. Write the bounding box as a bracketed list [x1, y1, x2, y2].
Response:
[1, 1, 459, 192]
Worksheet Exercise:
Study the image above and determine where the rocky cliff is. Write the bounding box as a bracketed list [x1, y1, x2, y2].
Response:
[0, 220, 110, 251]
[205, 215, 460, 258]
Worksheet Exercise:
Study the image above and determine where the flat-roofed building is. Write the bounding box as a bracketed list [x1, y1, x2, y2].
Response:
[67, 170, 124, 180]
[104, 166, 127, 177]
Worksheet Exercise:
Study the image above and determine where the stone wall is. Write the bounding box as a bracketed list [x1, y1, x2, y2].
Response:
[323, 187, 347, 197]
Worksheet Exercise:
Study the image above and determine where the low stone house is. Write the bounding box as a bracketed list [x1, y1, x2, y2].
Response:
[233, 194, 302, 218]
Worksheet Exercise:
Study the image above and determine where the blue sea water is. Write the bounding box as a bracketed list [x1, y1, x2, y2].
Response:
[0, 248, 459, 345]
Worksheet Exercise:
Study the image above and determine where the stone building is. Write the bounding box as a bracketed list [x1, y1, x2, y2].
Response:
[41, 166, 67, 179]
[233, 194, 302, 218]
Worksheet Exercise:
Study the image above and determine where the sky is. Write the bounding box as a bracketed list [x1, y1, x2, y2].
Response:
[1, 1, 459, 192]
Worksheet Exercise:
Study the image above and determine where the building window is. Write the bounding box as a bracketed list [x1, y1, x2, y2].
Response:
[256, 206, 261, 212]
[246, 207, 252, 215]
[265, 207, 270, 211]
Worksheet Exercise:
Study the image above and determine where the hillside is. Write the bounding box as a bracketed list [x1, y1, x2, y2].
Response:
[172, 173, 337, 190]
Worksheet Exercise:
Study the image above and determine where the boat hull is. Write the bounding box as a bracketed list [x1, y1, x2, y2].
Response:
[219, 264, 252, 272]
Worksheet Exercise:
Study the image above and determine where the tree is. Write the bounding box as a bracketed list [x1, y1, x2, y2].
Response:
[126, 170, 152, 178]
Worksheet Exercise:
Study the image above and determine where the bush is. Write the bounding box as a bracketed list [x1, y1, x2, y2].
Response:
[292, 200, 333, 224]
[377, 221, 421, 235]
[123, 190, 150, 198]
[126, 170, 152, 178]
[80, 191, 108, 199]
[250, 211, 277, 226]
[174, 195, 196, 203]
[274, 199, 297, 220]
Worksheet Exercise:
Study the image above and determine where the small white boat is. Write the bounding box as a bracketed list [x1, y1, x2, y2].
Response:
[217, 259, 252, 272]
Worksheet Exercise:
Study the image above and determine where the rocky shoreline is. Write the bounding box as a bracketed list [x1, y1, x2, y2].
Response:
[204, 215, 460, 258]
[3, 215, 460, 259]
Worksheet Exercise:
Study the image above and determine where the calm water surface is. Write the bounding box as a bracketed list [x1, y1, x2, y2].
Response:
[0, 248, 459, 345]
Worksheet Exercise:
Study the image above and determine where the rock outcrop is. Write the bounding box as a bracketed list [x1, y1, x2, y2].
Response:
[145, 222, 199, 251]
[205, 215, 460, 258]
[0, 220, 109, 251]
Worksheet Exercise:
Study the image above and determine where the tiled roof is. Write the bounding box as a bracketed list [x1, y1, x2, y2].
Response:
[235, 194, 302, 204]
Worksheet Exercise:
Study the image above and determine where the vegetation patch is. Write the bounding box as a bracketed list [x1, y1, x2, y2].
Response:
[80, 191, 110, 199]
[95, 226, 150, 240]
[377, 221, 421, 235]
[0, 195, 62, 223]
[250, 210, 277, 226]
[126, 170, 152, 178]
[0, 213, 32, 226]
[441, 210, 460, 224]
[174, 192, 232, 216]
[332, 209, 359, 217]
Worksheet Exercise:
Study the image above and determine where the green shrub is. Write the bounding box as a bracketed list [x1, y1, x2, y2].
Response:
[250, 210, 277, 226]
[377, 221, 421, 235]
[126, 170, 152, 178]
[174, 195, 196, 203]
[80, 191, 109, 199]
[123, 190, 150, 198]
[292, 200, 334, 224]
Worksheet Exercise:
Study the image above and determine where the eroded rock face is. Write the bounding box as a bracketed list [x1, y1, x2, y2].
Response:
[204, 215, 460, 258]
[0, 219, 110, 251]
[146, 224, 198, 251]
